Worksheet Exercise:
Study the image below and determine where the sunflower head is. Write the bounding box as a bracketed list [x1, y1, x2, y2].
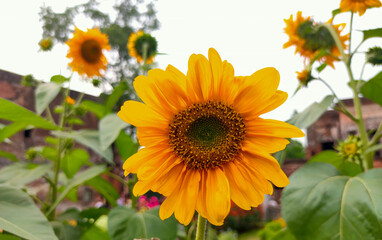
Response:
[284, 12, 349, 68]
[296, 69, 313, 86]
[366, 46, 382, 66]
[336, 135, 362, 162]
[39, 37, 53, 51]
[340, 0, 382, 16]
[66, 27, 111, 78]
[118, 48, 304, 226]
[127, 30, 158, 64]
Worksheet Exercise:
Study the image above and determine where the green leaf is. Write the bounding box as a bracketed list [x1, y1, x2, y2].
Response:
[0, 150, 18, 162]
[271, 228, 296, 240]
[0, 163, 51, 187]
[316, 63, 327, 73]
[81, 100, 106, 119]
[309, 150, 362, 177]
[115, 130, 139, 160]
[52, 130, 113, 163]
[61, 148, 90, 178]
[99, 113, 128, 151]
[51, 221, 82, 240]
[288, 95, 334, 129]
[365, 143, 382, 154]
[42, 146, 58, 162]
[360, 71, 382, 106]
[0, 184, 58, 240]
[282, 162, 382, 240]
[0, 98, 58, 130]
[0, 122, 28, 143]
[362, 28, 382, 42]
[47, 165, 107, 215]
[81, 225, 110, 240]
[332, 8, 341, 19]
[85, 176, 119, 207]
[50, 75, 69, 84]
[35, 82, 61, 115]
[0, 234, 22, 240]
[108, 207, 178, 240]
[105, 81, 128, 114]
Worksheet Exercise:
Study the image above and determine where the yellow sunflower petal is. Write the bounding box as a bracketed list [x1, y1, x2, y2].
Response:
[242, 151, 289, 187]
[246, 118, 305, 138]
[136, 127, 168, 147]
[187, 54, 213, 102]
[118, 100, 167, 128]
[233, 67, 280, 114]
[204, 168, 231, 226]
[245, 135, 290, 153]
[245, 90, 288, 118]
[208, 48, 223, 97]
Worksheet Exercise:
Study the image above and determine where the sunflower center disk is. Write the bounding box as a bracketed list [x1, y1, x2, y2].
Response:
[169, 101, 246, 170]
[81, 39, 102, 63]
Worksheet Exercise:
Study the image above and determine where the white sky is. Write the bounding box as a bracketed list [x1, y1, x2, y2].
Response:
[0, 0, 381, 129]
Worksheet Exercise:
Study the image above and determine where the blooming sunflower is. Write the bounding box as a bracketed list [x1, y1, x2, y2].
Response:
[66, 27, 111, 78]
[127, 30, 158, 64]
[340, 0, 382, 16]
[283, 12, 349, 68]
[118, 48, 304, 226]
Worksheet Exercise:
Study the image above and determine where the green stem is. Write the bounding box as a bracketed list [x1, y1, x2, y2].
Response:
[47, 87, 70, 220]
[195, 214, 207, 240]
[348, 12, 353, 56]
[317, 78, 357, 122]
[323, 23, 372, 170]
[370, 122, 382, 146]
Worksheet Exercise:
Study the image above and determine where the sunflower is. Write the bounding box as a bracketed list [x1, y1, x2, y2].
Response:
[39, 37, 53, 51]
[66, 27, 111, 78]
[336, 135, 362, 163]
[127, 30, 158, 64]
[340, 0, 382, 16]
[296, 69, 313, 86]
[283, 12, 349, 68]
[118, 48, 304, 226]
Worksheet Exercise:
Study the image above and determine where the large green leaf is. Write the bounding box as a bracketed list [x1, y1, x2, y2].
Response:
[288, 95, 334, 129]
[0, 98, 58, 130]
[99, 113, 128, 151]
[0, 184, 58, 240]
[47, 165, 107, 215]
[282, 162, 382, 240]
[115, 130, 139, 160]
[35, 82, 61, 115]
[0, 163, 51, 187]
[81, 225, 110, 240]
[108, 207, 178, 240]
[360, 71, 382, 106]
[52, 130, 113, 163]
[362, 28, 382, 42]
[0, 122, 28, 143]
[85, 176, 119, 207]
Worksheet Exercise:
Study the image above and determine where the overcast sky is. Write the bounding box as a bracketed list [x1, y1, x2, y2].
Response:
[0, 0, 381, 134]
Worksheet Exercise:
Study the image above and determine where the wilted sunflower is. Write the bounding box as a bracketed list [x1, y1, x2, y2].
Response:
[127, 30, 158, 64]
[283, 12, 349, 68]
[296, 69, 313, 86]
[118, 48, 304, 226]
[340, 0, 382, 16]
[66, 27, 111, 78]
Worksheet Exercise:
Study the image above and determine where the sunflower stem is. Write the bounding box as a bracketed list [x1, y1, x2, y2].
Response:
[322, 23, 372, 170]
[195, 214, 207, 240]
